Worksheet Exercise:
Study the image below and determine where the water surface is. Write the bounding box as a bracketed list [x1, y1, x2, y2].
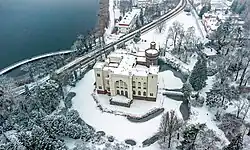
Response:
[0, 0, 99, 69]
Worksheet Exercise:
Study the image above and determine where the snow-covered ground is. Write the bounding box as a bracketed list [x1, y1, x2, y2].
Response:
[139, 11, 204, 48]
[105, 0, 115, 35]
[158, 71, 183, 89]
[70, 69, 183, 149]
[188, 76, 230, 146]
[189, 106, 229, 146]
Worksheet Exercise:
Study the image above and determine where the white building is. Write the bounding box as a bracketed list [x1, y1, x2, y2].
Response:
[116, 9, 140, 33]
[94, 42, 159, 101]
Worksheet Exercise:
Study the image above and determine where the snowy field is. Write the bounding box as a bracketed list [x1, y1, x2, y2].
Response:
[70, 70, 183, 149]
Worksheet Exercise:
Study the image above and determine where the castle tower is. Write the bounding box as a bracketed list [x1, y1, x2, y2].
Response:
[145, 42, 159, 67]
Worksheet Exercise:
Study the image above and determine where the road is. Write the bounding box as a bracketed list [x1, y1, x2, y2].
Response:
[13, 0, 187, 95]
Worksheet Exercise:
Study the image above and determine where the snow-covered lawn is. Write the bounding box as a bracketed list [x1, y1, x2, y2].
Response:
[70, 69, 183, 148]
[158, 70, 183, 89]
[139, 11, 203, 49]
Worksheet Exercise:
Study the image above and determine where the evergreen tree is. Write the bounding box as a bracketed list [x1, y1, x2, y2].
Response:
[238, 2, 246, 14]
[179, 124, 205, 150]
[36, 79, 61, 114]
[133, 31, 141, 43]
[139, 8, 144, 26]
[231, 0, 239, 13]
[181, 81, 193, 100]
[223, 133, 243, 150]
[135, 18, 140, 29]
[199, 6, 207, 18]
[189, 58, 207, 91]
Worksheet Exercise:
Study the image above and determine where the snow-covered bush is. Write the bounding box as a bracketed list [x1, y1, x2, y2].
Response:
[218, 113, 245, 142]
[178, 124, 222, 150]
[127, 108, 164, 122]
[189, 58, 207, 91]
[190, 92, 205, 107]
[142, 134, 160, 147]
[64, 92, 76, 109]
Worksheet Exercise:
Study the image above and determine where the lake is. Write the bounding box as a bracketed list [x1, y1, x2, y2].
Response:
[0, 0, 99, 69]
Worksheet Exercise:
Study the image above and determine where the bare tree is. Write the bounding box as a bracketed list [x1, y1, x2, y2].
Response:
[158, 110, 183, 149]
[234, 97, 246, 118]
[168, 21, 184, 48]
[157, 21, 166, 33]
[242, 96, 250, 120]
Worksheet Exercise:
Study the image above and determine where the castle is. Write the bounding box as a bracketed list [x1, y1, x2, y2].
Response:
[94, 42, 159, 102]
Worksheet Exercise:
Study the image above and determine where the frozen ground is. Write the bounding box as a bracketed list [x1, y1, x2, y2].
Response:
[70, 69, 183, 149]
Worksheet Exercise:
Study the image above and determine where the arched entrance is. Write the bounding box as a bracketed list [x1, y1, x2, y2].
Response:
[115, 80, 128, 98]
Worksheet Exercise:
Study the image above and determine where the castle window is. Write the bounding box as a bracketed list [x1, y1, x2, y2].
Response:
[138, 91, 141, 95]
[125, 91, 128, 97]
[150, 93, 153, 96]
[97, 73, 100, 77]
[143, 82, 147, 89]
[117, 90, 120, 95]
[98, 86, 102, 89]
[133, 90, 135, 95]
[143, 92, 146, 96]
[138, 82, 141, 86]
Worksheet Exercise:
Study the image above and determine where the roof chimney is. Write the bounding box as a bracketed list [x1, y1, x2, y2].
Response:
[150, 42, 156, 49]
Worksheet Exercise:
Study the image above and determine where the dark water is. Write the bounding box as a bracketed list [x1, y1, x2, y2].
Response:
[0, 0, 99, 69]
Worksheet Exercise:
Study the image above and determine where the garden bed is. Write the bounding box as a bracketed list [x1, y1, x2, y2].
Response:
[92, 92, 164, 122]
[127, 108, 164, 123]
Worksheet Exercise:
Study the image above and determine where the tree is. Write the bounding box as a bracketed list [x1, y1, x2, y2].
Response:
[139, 8, 144, 25]
[189, 58, 207, 91]
[195, 126, 222, 150]
[168, 21, 184, 48]
[206, 82, 238, 109]
[210, 18, 234, 55]
[242, 96, 250, 120]
[158, 110, 183, 149]
[133, 31, 141, 43]
[0, 76, 17, 119]
[181, 81, 193, 100]
[231, 0, 239, 12]
[179, 123, 206, 150]
[18, 125, 67, 150]
[20, 63, 35, 81]
[36, 79, 61, 114]
[223, 133, 243, 150]
[157, 21, 166, 33]
[199, 6, 208, 18]
[219, 113, 244, 141]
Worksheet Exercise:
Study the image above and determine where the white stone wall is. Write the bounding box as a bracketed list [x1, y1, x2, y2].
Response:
[110, 74, 133, 99]
[103, 70, 110, 91]
[94, 68, 105, 91]
[132, 76, 148, 97]
[147, 74, 158, 98]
